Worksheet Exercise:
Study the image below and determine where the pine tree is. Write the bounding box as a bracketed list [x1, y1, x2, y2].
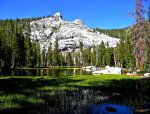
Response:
[59, 53, 65, 66]
[47, 43, 52, 66]
[114, 44, 120, 67]
[25, 21, 33, 67]
[107, 48, 115, 66]
[66, 51, 73, 66]
[97, 41, 105, 67]
[52, 38, 59, 66]
[0, 26, 12, 68]
[118, 39, 126, 68]
[87, 47, 92, 65]
[91, 46, 96, 66]
[3, 46, 12, 69]
[16, 26, 26, 67]
[79, 41, 83, 65]
[2, 20, 14, 68]
[41, 48, 46, 67]
[105, 48, 111, 66]
[0, 29, 4, 67]
[31, 42, 37, 67]
[145, 6, 150, 69]
[10, 32, 16, 68]
[124, 35, 135, 69]
[74, 51, 80, 66]
[82, 48, 89, 66]
[36, 43, 41, 67]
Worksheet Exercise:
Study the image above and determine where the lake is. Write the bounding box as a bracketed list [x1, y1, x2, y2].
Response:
[0, 67, 92, 76]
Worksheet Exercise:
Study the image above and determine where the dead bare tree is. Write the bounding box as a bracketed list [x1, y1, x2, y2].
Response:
[133, 0, 147, 70]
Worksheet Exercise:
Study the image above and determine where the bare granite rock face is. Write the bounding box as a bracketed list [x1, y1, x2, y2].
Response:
[30, 12, 120, 52]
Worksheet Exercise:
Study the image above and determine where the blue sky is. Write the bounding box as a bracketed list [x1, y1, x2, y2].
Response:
[0, 0, 149, 29]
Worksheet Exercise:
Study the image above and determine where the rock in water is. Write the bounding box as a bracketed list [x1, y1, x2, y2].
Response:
[144, 73, 150, 77]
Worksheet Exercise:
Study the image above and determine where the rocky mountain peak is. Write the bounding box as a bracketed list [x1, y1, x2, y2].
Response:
[54, 12, 62, 19]
[30, 12, 120, 52]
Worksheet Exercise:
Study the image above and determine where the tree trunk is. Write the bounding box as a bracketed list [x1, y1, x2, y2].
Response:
[11, 51, 15, 69]
[140, 61, 143, 70]
[135, 53, 139, 70]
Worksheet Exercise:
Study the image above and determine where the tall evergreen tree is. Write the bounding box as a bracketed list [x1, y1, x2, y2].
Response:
[52, 38, 59, 66]
[10, 32, 16, 68]
[124, 35, 135, 69]
[0, 25, 12, 68]
[74, 51, 80, 66]
[31, 42, 37, 67]
[79, 41, 83, 65]
[105, 48, 111, 66]
[25, 22, 33, 67]
[91, 46, 96, 66]
[15, 26, 26, 67]
[118, 39, 126, 68]
[0, 29, 4, 67]
[41, 48, 46, 67]
[66, 51, 73, 66]
[36, 43, 41, 67]
[47, 43, 52, 66]
[97, 41, 105, 67]
[82, 47, 92, 66]
[59, 53, 65, 66]
[87, 47, 92, 65]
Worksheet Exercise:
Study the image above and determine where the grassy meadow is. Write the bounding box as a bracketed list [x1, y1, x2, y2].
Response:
[0, 74, 149, 113]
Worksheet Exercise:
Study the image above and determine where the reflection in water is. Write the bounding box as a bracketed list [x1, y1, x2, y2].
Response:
[0, 68, 91, 76]
[29, 89, 109, 114]
[84, 103, 134, 114]
[26, 88, 150, 114]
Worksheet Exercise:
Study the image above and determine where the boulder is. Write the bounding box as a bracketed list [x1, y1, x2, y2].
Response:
[144, 73, 150, 77]
[105, 65, 110, 69]
[108, 67, 121, 74]
[92, 66, 121, 75]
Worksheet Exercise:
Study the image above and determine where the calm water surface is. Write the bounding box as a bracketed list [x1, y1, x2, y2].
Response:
[0, 68, 91, 76]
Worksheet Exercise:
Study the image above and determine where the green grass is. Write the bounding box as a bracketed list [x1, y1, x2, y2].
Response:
[0, 74, 145, 111]
[0, 94, 44, 110]
[67, 74, 140, 86]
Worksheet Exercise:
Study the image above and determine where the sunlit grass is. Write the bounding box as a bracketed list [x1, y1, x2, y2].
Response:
[0, 94, 44, 110]
[62, 74, 140, 86]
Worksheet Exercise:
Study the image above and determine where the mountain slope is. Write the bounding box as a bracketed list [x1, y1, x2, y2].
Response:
[30, 12, 120, 52]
